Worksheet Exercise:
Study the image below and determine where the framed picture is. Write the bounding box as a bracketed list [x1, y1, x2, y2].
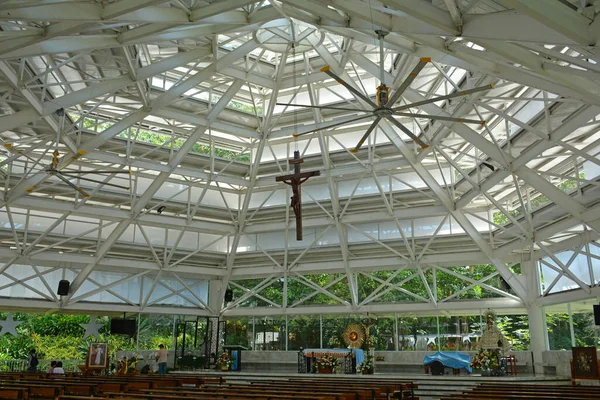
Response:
[86, 343, 109, 369]
[571, 347, 598, 380]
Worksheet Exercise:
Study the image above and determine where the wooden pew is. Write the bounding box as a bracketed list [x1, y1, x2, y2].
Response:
[0, 387, 25, 400]
[0, 372, 415, 400]
[441, 382, 600, 400]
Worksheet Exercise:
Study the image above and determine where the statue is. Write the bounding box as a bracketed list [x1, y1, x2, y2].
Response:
[480, 309, 510, 350]
[275, 150, 320, 240]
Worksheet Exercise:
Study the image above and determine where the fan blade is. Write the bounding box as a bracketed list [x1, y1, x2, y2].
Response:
[394, 84, 494, 112]
[276, 103, 370, 113]
[384, 115, 429, 149]
[52, 172, 90, 197]
[61, 174, 131, 190]
[393, 112, 485, 126]
[320, 66, 378, 108]
[386, 58, 430, 107]
[61, 170, 132, 175]
[292, 114, 374, 138]
[351, 117, 381, 153]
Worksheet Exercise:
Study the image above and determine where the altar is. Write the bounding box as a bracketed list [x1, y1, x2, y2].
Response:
[298, 348, 364, 374]
[424, 351, 472, 375]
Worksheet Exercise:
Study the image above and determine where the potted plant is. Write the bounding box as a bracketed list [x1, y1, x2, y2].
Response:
[215, 352, 233, 371]
[357, 355, 374, 374]
[312, 353, 339, 374]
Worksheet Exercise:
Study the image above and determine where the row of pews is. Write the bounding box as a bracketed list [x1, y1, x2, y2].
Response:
[0, 372, 418, 400]
[441, 382, 600, 400]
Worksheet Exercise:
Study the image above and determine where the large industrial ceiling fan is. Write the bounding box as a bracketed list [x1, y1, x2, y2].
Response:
[44, 109, 132, 198]
[277, 31, 494, 152]
[8, 109, 132, 198]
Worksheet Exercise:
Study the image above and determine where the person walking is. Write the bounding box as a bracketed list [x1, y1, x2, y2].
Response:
[156, 344, 168, 375]
[27, 349, 39, 372]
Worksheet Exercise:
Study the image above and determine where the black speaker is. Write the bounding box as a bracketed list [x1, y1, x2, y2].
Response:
[57, 280, 70, 296]
[110, 319, 136, 335]
[594, 305, 600, 326]
[224, 288, 233, 302]
[430, 360, 444, 376]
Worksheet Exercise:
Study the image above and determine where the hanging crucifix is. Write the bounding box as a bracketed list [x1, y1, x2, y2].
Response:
[276, 150, 320, 240]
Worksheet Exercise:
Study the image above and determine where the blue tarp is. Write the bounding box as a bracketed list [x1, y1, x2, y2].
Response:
[423, 351, 472, 373]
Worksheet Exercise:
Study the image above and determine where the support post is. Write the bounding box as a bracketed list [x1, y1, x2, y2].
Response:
[524, 259, 546, 375]
[394, 313, 399, 351]
[568, 303, 576, 348]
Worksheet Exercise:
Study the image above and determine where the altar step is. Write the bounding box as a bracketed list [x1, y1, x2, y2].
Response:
[412, 377, 572, 400]
[412, 381, 475, 400]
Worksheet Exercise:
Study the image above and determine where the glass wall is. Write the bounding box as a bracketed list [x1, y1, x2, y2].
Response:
[570, 300, 598, 347]
[137, 314, 175, 350]
[497, 314, 530, 351]
[253, 316, 286, 350]
[288, 315, 320, 350]
[397, 316, 438, 351]
[438, 315, 482, 351]
[546, 311, 572, 350]
[2, 308, 559, 360]
[224, 317, 251, 349]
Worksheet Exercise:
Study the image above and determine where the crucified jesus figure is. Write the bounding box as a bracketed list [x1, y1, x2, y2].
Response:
[275, 151, 320, 240]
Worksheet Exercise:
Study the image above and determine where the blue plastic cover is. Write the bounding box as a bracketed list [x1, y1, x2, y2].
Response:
[423, 351, 472, 372]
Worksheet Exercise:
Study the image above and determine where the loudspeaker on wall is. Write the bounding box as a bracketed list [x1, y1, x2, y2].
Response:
[224, 288, 233, 302]
[57, 280, 70, 296]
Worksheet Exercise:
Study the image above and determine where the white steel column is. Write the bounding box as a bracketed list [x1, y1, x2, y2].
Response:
[568, 303, 576, 348]
[208, 279, 224, 316]
[524, 259, 546, 375]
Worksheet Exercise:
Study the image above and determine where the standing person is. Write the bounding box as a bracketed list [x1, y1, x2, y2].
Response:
[27, 349, 39, 372]
[156, 344, 168, 375]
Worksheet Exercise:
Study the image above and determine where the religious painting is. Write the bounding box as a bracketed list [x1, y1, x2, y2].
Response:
[571, 347, 598, 379]
[86, 342, 109, 369]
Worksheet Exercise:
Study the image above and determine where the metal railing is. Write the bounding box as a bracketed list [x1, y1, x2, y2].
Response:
[0, 359, 85, 373]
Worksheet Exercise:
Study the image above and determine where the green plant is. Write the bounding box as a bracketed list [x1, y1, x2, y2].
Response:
[215, 352, 233, 369]
[357, 355, 374, 374]
[366, 335, 377, 348]
[327, 336, 341, 348]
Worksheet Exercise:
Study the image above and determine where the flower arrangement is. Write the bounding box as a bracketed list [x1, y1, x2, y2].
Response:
[357, 355, 374, 374]
[117, 356, 140, 375]
[313, 353, 339, 371]
[327, 336, 341, 348]
[366, 335, 377, 349]
[215, 352, 233, 370]
[470, 348, 498, 370]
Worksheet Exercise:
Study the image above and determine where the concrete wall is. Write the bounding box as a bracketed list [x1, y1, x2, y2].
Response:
[243, 350, 534, 374]
[542, 350, 600, 377]
[115, 349, 592, 377]
[117, 350, 203, 370]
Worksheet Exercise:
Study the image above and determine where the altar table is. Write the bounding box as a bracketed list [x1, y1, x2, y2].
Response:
[299, 348, 364, 373]
[423, 351, 472, 374]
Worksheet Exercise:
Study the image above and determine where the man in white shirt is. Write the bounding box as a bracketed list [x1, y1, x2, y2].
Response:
[52, 361, 65, 375]
[156, 344, 168, 375]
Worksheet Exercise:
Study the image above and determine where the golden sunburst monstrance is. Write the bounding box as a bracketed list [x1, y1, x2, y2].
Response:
[343, 323, 365, 349]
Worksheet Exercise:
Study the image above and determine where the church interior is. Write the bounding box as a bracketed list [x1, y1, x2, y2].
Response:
[0, 0, 600, 399]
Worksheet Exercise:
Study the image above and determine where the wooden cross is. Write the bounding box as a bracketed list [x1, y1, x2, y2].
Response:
[276, 150, 320, 240]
